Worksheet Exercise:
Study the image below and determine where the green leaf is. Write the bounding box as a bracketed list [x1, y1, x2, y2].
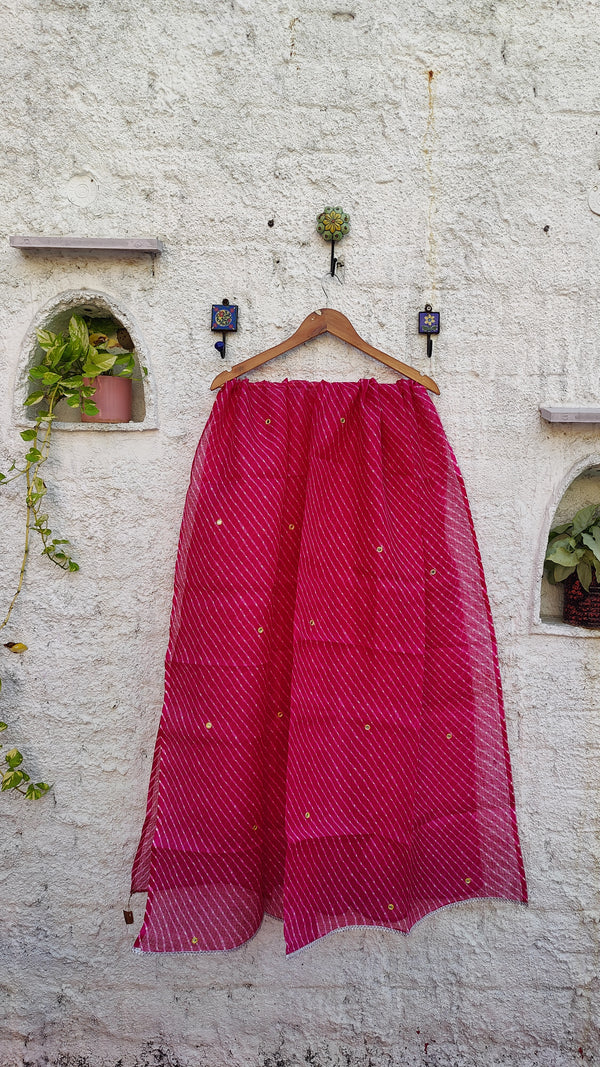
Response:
[84, 351, 117, 375]
[581, 527, 600, 564]
[25, 782, 50, 800]
[29, 365, 48, 380]
[5, 748, 23, 769]
[48, 342, 68, 368]
[577, 560, 593, 592]
[113, 355, 135, 377]
[83, 402, 99, 417]
[42, 371, 61, 386]
[62, 376, 83, 388]
[546, 540, 585, 567]
[69, 314, 89, 351]
[546, 533, 570, 554]
[549, 522, 571, 537]
[0, 722, 7, 731]
[65, 395, 81, 408]
[20, 429, 37, 441]
[2, 769, 24, 790]
[553, 564, 576, 582]
[25, 448, 42, 463]
[0, 473, 5, 482]
[36, 329, 57, 350]
[572, 505, 598, 537]
[24, 391, 44, 407]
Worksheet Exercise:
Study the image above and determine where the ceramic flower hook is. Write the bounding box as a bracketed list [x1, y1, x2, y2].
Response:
[418, 304, 440, 358]
[211, 299, 238, 359]
[317, 206, 350, 276]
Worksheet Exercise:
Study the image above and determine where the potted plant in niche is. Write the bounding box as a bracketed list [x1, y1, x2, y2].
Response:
[544, 504, 600, 627]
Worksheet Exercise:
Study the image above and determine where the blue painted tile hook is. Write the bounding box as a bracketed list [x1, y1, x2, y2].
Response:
[418, 304, 440, 358]
[211, 299, 239, 359]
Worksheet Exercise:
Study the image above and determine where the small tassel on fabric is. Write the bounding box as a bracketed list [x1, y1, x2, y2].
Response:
[123, 895, 134, 925]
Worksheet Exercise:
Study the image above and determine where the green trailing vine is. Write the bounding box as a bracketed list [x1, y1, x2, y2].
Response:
[0, 709, 50, 800]
[0, 313, 137, 798]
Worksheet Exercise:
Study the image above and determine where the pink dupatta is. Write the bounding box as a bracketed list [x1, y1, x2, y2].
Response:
[131, 378, 526, 954]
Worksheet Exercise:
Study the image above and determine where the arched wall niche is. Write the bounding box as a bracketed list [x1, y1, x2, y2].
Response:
[531, 453, 600, 636]
[13, 289, 158, 431]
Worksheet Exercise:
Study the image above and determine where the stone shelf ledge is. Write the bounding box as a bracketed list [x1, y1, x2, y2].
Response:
[9, 236, 164, 253]
[540, 405, 600, 423]
[13, 418, 159, 433]
[532, 616, 600, 638]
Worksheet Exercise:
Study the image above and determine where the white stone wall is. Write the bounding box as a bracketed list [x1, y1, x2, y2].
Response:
[1, 1, 600, 1064]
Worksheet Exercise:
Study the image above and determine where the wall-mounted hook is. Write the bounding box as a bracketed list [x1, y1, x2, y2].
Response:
[211, 299, 238, 360]
[418, 303, 440, 358]
[317, 206, 350, 276]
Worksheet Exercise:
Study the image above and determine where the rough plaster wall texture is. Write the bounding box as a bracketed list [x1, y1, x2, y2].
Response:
[1, 0, 600, 1064]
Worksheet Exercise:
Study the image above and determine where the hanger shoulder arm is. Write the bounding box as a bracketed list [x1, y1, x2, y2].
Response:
[354, 339, 440, 394]
[324, 309, 439, 394]
[210, 311, 328, 390]
[210, 340, 288, 390]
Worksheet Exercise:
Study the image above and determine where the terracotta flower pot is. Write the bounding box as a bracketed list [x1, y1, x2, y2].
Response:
[562, 573, 600, 629]
[81, 375, 132, 424]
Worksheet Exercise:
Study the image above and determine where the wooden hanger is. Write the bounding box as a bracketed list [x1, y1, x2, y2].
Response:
[210, 308, 440, 394]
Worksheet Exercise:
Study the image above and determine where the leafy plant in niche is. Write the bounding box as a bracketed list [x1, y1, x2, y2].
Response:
[544, 504, 600, 591]
[0, 313, 136, 798]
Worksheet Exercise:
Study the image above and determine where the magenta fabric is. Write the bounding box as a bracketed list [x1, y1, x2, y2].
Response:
[131, 378, 527, 954]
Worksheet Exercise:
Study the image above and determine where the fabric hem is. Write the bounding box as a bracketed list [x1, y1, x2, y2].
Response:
[132, 911, 270, 955]
[284, 895, 529, 956]
[130, 896, 528, 956]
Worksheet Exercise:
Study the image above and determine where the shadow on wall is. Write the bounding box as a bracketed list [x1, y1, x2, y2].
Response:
[27, 1042, 187, 1066]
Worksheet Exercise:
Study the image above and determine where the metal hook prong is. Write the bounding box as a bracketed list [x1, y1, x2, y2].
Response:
[330, 242, 337, 276]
